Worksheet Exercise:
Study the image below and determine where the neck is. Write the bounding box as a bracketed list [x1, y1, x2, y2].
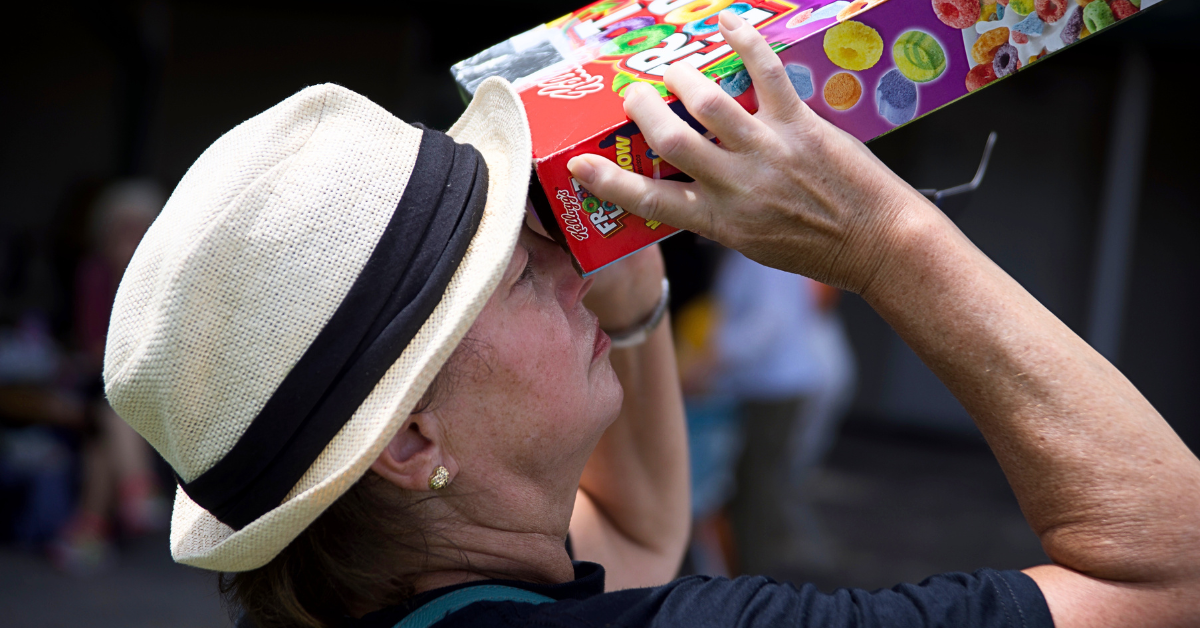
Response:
[349, 498, 577, 618]
[350, 526, 573, 618]
[410, 525, 575, 593]
[405, 463, 584, 593]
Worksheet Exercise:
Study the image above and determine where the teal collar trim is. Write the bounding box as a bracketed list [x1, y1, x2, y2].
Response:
[394, 584, 555, 628]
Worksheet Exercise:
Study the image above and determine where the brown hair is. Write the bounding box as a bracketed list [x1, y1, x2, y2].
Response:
[219, 470, 427, 627]
[220, 338, 492, 628]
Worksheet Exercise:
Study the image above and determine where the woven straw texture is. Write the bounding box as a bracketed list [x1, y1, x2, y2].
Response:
[103, 78, 530, 572]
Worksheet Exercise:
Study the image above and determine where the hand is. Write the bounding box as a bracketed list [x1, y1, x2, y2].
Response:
[566, 11, 936, 295]
[582, 244, 666, 334]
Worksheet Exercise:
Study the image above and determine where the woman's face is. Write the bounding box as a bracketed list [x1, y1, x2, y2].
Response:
[433, 221, 622, 526]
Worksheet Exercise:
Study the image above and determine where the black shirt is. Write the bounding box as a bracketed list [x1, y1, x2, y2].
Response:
[348, 562, 1054, 628]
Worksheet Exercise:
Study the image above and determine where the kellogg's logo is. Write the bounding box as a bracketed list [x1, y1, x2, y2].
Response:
[557, 180, 631, 240]
[555, 189, 590, 240]
[570, 178, 628, 238]
[537, 68, 605, 100]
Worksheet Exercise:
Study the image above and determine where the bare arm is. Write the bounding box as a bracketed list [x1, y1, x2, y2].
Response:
[569, 10, 1200, 624]
[570, 246, 691, 591]
[865, 204, 1200, 628]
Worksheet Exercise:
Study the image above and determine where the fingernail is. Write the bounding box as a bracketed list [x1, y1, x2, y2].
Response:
[568, 156, 596, 185]
[719, 10, 745, 30]
[626, 82, 653, 99]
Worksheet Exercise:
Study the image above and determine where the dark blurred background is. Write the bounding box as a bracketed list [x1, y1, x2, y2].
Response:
[2, 1, 1197, 626]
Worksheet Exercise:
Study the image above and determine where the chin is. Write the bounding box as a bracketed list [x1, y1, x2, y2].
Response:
[596, 363, 624, 426]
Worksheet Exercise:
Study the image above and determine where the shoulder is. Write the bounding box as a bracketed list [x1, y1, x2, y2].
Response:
[437, 569, 1051, 628]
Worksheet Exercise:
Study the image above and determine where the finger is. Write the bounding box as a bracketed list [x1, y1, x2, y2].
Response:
[662, 62, 765, 152]
[567, 154, 711, 235]
[622, 82, 725, 180]
[717, 11, 805, 122]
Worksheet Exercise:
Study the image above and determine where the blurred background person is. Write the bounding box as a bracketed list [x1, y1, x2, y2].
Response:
[0, 180, 168, 576]
[671, 244, 856, 578]
[0, 312, 85, 554]
[48, 180, 168, 574]
[673, 281, 739, 577]
[713, 250, 856, 577]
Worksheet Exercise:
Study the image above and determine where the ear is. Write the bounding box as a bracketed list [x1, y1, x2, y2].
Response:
[371, 413, 457, 492]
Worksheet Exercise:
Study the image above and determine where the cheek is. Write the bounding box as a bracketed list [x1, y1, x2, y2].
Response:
[494, 313, 594, 422]
[466, 299, 618, 460]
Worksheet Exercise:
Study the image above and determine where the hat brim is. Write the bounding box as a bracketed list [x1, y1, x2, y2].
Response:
[169, 77, 532, 572]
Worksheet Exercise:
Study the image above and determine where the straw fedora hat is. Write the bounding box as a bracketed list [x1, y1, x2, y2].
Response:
[103, 78, 531, 572]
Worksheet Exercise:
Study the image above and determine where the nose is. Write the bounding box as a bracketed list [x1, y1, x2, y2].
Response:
[545, 242, 593, 311]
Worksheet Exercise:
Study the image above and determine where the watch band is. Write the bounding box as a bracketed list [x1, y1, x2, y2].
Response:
[608, 278, 670, 349]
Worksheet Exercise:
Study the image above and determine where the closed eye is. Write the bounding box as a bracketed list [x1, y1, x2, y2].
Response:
[518, 255, 535, 284]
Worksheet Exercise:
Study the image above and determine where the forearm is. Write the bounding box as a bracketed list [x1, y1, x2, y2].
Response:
[574, 318, 690, 587]
[570, 14, 1200, 621]
[863, 201, 1200, 587]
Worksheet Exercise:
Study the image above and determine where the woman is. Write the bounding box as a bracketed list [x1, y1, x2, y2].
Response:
[107, 11, 1200, 628]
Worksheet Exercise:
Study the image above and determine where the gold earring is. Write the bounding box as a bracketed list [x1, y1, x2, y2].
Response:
[428, 465, 450, 490]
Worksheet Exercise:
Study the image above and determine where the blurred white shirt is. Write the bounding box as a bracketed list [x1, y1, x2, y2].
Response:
[713, 251, 826, 399]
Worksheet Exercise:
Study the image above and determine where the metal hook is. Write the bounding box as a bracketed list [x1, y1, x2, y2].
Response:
[915, 131, 998, 218]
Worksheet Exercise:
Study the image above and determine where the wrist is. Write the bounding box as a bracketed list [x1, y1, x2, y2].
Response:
[592, 277, 666, 332]
[605, 278, 670, 349]
[852, 192, 946, 300]
[857, 197, 967, 311]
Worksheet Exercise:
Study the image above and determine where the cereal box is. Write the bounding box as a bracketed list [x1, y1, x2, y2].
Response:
[453, 0, 1166, 275]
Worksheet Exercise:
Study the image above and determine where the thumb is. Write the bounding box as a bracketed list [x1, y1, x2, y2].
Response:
[566, 154, 705, 234]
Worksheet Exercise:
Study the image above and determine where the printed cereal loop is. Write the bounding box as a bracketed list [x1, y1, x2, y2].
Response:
[665, 0, 735, 25]
[1035, 0, 1068, 21]
[992, 42, 1021, 77]
[972, 27, 1009, 64]
[601, 23, 677, 56]
[720, 68, 753, 96]
[612, 72, 671, 97]
[1012, 30, 1030, 43]
[575, 1, 622, 23]
[823, 21, 884, 71]
[786, 8, 814, 27]
[980, 0, 999, 21]
[1009, 0, 1035, 14]
[875, 69, 918, 125]
[1059, 5, 1084, 43]
[588, 16, 656, 48]
[892, 30, 946, 83]
[824, 72, 862, 110]
[1109, 0, 1138, 19]
[811, 1, 852, 21]
[1013, 12, 1046, 35]
[1082, 0, 1116, 32]
[683, 3, 752, 37]
[933, 0, 981, 29]
[965, 62, 999, 91]
[785, 64, 815, 99]
[837, 0, 870, 21]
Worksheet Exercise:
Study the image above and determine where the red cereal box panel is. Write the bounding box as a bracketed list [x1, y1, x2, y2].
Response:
[453, 0, 1167, 275]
